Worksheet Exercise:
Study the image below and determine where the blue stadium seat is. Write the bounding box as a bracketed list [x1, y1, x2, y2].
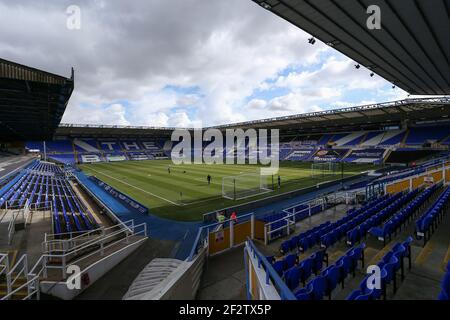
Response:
[438, 272, 450, 301]
[284, 266, 300, 290]
[322, 265, 340, 299]
[299, 258, 313, 286]
[273, 260, 284, 276]
[307, 274, 326, 300]
[284, 254, 297, 270]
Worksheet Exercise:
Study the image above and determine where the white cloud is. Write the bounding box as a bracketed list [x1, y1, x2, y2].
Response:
[246, 99, 267, 110]
[63, 103, 129, 125]
[0, 0, 418, 128]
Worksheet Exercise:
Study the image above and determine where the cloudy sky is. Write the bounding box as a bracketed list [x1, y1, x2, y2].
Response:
[0, 0, 419, 128]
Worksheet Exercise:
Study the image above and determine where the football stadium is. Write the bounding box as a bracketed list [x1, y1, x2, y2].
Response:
[0, 0, 450, 310]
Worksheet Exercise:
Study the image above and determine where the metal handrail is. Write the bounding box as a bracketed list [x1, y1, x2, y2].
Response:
[0, 253, 10, 275]
[44, 223, 146, 278]
[5, 254, 28, 297]
[2, 218, 147, 300]
[245, 239, 296, 300]
[7, 207, 25, 245]
[44, 218, 135, 242]
[42, 219, 136, 253]
[44, 224, 134, 255]
[188, 212, 254, 261]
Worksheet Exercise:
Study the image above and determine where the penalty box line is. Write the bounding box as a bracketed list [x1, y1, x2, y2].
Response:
[85, 166, 184, 206]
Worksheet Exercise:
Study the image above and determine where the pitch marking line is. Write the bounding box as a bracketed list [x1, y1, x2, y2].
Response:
[86, 167, 183, 206]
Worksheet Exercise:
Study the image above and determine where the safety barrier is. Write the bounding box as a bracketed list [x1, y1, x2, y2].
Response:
[262, 192, 349, 245]
[188, 212, 256, 261]
[0, 253, 9, 276]
[1, 219, 147, 300]
[244, 239, 295, 300]
[386, 164, 449, 194]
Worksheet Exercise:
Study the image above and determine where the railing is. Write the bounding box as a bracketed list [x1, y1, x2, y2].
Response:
[43, 220, 138, 255]
[6, 199, 40, 244]
[43, 219, 136, 251]
[43, 221, 147, 278]
[1, 220, 147, 300]
[0, 253, 10, 276]
[263, 213, 296, 245]
[188, 212, 255, 261]
[7, 207, 25, 245]
[2, 254, 28, 300]
[385, 164, 449, 193]
[1, 253, 42, 300]
[245, 239, 296, 300]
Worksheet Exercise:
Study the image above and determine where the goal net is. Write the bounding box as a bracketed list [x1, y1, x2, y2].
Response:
[222, 172, 273, 200]
[310, 162, 339, 179]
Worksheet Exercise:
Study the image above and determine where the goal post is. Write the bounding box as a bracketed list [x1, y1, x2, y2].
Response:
[310, 161, 339, 179]
[222, 172, 274, 201]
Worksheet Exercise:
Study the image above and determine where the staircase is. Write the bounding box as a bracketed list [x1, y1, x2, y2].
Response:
[122, 258, 183, 300]
[0, 276, 28, 300]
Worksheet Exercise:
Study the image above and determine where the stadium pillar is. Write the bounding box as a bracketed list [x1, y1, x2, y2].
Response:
[43, 141, 47, 162]
[251, 214, 255, 239]
[264, 224, 268, 245]
[442, 161, 446, 183]
[230, 220, 234, 249]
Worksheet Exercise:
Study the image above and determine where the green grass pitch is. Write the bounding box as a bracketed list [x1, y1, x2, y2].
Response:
[78, 160, 376, 221]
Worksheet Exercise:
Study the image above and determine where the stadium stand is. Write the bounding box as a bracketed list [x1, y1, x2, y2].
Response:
[406, 125, 450, 146]
[369, 184, 440, 245]
[345, 190, 419, 246]
[290, 244, 365, 300]
[319, 193, 403, 249]
[343, 148, 386, 164]
[0, 160, 98, 235]
[3, 0, 450, 303]
[26, 138, 167, 164]
[25, 121, 450, 166]
[347, 237, 413, 300]
[415, 185, 450, 245]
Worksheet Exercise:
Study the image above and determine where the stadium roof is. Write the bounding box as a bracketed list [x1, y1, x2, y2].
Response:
[252, 0, 450, 95]
[57, 123, 176, 138]
[57, 98, 450, 137]
[214, 98, 450, 133]
[0, 58, 74, 141]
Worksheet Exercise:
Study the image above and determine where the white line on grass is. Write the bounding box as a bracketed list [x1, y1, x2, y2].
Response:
[85, 166, 183, 206]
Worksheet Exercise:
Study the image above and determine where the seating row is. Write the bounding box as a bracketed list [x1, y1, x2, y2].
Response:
[346, 189, 418, 246]
[416, 186, 450, 245]
[347, 237, 413, 300]
[370, 185, 439, 244]
[320, 193, 403, 248]
[294, 244, 366, 300]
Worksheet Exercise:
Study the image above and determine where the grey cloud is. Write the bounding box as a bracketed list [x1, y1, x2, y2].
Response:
[0, 0, 328, 126]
